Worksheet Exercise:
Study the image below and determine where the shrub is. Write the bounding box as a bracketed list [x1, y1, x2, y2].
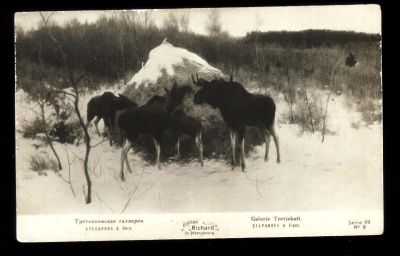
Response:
[21, 117, 44, 139]
[292, 87, 325, 134]
[344, 94, 382, 126]
[50, 119, 84, 145]
[30, 153, 59, 174]
[357, 98, 382, 125]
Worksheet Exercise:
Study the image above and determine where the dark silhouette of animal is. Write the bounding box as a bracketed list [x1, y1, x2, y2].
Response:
[117, 83, 192, 181]
[167, 104, 204, 166]
[192, 74, 281, 171]
[86, 92, 137, 146]
[143, 87, 204, 166]
[143, 88, 204, 166]
[346, 52, 357, 67]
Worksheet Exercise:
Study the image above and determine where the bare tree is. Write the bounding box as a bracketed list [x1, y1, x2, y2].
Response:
[39, 12, 93, 204]
[254, 13, 263, 69]
[206, 10, 222, 37]
[23, 84, 63, 171]
[122, 12, 142, 72]
[112, 13, 128, 84]
[179, 13, 190, 33]
[163, 12, 180, 32]
[321, 44, 348, 142]
[303, 88, 315, 133]
[284, 62, 295, 123]
[142, 11, 153, 29]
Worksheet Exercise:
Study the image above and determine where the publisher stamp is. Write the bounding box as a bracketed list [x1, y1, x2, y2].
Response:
[181, 220, 219, 237]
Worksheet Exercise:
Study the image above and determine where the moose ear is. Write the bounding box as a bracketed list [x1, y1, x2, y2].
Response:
[164, 87, 170, 95]
[229, 74, 233, 82]
[172, 80, 178, 90]
[191, 73, 204, 87]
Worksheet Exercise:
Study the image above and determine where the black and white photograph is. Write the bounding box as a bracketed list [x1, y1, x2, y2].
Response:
[14, 5, 383, 241]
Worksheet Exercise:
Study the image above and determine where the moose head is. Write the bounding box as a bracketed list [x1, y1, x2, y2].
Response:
[164, 80, 193, 113]
[116, 93, 137, 109]
[192, 73, 226, 108]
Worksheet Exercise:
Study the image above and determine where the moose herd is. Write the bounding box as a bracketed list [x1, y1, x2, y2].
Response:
[86, 75, 280, 181]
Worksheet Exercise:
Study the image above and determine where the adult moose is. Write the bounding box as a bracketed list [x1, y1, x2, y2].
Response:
[144, 89, 204, 166]
[192, 74, 281, 171]
[117, 82, 192, 181]
[169, 105, 204, 167]
[86, 92, 137, 146]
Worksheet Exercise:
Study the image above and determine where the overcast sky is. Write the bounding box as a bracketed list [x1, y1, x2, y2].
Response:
[15, 5, 381, 37]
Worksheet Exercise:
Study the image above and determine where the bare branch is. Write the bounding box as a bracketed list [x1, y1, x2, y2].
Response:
[120, 168, 145, 214]
[70, 150, 85, 164]
[131, 182, 155, 202]
[17, 102, 41, 117]
[90, 138, 109, 148]
[59, 144, 76, 197]
[39, 12, 68, 63]
[95, 191, 114, 213]
[321, 44, 349, 142]
[76, 72, 88, 84]
[82, 185, 86, 198]
[49, 89, 77, 98]
[113, 172, 125, 192]
[39, 12, 55, 27]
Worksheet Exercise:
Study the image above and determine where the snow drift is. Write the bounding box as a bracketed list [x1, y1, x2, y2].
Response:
[123, 39, 225, 94]
[15, 88, 383, 214]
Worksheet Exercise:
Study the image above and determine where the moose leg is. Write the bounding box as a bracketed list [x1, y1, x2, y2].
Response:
[240, 137, 246, 171]
[120, 140, 126, 181]
[104, 120, 112, 146]
[195, 132, 204, 167]
[263, 128, 272, 162]
[229, 129, 237, 169]
[176, 138, 181, 159]
[93, 116, 101, 135]
[121, 139, 134, 181]
[153, 138, 162, 170]
[125, 147, 133, 174]
[106, 119, 113, 146]
[237, 127, 246, 172]
[119, 139, 128, 181]
[268, 124, 281, 163]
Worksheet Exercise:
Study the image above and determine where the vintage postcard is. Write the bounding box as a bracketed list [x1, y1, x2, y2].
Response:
[15, 5, 383, 242]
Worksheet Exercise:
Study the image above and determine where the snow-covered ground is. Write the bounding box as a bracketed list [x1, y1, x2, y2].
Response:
[15, 88, 383, 215]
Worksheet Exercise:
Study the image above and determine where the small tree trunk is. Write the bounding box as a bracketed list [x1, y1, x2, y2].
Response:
[119, 34, 127, 84]
[39, 102, 62, 170]
[321, 90, 332, 143]
[73, 92, 92, 204]
[322, 45, 348, 143]
[304, 88, 315, 133]
[286, 67, 294, 123]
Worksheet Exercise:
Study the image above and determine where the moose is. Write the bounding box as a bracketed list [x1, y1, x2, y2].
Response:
[117, 82, 194, 181]
[86, 92, 137, 146]
[144, 88, 204, 166]
[169, 105, 204, 166]
[192, 74, 281, 172]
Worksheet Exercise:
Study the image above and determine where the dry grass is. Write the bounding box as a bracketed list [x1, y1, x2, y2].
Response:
[30, 154, 59, 174]
[21, 117, 44, 139]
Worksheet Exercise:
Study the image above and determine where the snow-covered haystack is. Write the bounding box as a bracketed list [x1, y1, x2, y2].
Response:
[117, 40, 265, 161]
[122, 39, 226, 102]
